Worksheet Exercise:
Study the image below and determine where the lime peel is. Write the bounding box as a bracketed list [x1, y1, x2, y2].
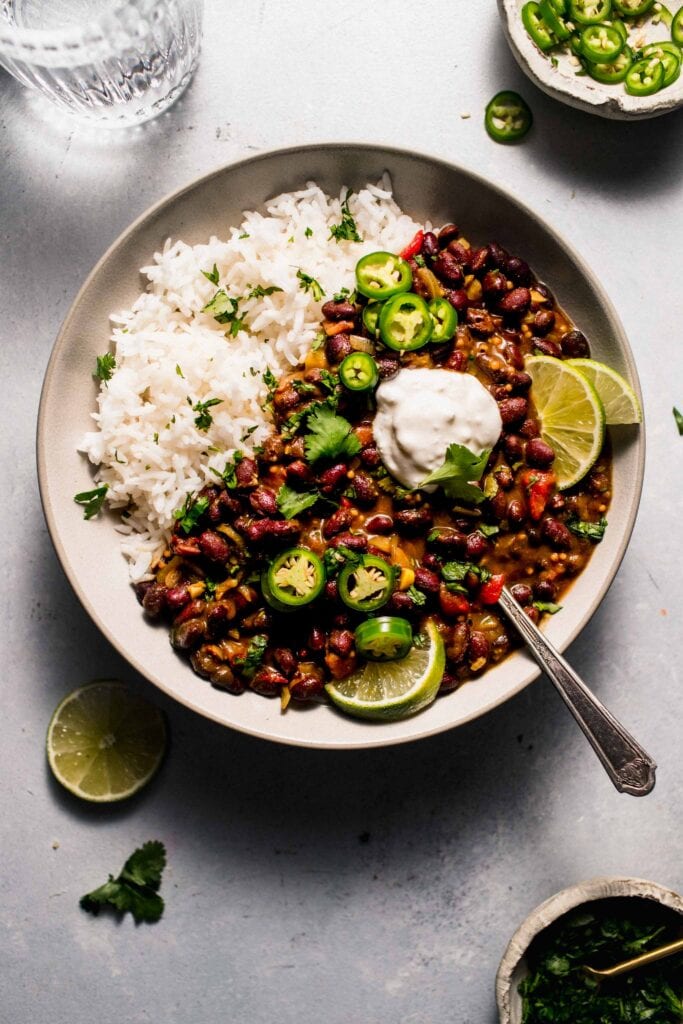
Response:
[566, 358, 642, 425]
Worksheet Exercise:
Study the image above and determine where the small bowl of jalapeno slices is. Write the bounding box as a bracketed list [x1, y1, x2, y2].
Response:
[499, 0, 683, 119]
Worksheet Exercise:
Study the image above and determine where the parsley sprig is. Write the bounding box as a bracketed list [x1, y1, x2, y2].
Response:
[329, 190, 363, 243]
[80, 841, 166, 925]
[74, 485, 109, 520]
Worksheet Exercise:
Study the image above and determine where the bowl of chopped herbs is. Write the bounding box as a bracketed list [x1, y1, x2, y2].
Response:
[496, 876, 683, 1023]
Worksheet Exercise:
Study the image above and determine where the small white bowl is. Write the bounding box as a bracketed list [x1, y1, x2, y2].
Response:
[498, 0, 683, 120]
[496, 876, 683, 1023]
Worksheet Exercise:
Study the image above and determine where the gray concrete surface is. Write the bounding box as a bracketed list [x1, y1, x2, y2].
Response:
[1, 2, 682, 1022]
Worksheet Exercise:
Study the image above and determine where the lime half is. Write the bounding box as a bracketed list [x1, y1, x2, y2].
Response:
[46, 681, 167, 802]
[567, 358, 642, 425]
[525, 355, 606, 490]
[326, 620, 445, 721]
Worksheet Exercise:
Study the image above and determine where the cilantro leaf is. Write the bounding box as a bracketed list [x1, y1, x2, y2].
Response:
[567, 517, 607, 543]
[234, 635, 268, 678]
[202, 263, 220, 285]
[673, 406, 683, 435]
[479, 522, 500, 538]
[192, 397, 222, 431]
[172, 494, 210, 534]
[247, 284, 283, 300]
[304, 405, 361, 463]
[532, 601, 562, 614]
[296, 269, 325, 302]
[311, 331, 326, 351]
[202, 290, 245, 335]
[208, 451, 245, 489]
[419, 443, 490, 504]
[407, 585, 427, 607]
[80, 841, 166, 925]
[282, 396, 338, 439]
[305, 227, 313, 238]
[441, 561, 491, 592]
[329, 190, 363, 243]
[276, 484, 319, 520]
[323, 544, 363, 578]
[94, 353, 116, 383]
[74, 484, 108, 520]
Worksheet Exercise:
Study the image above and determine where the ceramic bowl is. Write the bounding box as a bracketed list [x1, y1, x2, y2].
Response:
[496, 876, 683, 1022]
[37, 143, 644, 748]
[498, 0, 683, 120]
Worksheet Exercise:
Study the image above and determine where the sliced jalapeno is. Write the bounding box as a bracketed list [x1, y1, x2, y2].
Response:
[587, 44, 633, 80]
[355, 616, 413, 662]
[569, 0, 613, 23]
[428, 298, 458, 343]
[379, 293, 433, 351]
[484, 91, 533, 143]
[339, 352, 379, 392]
[540, 0, 572, 38]
[625, 55, 665, 92]
[613, 0, 654, 14]
[355, 252, 412, 301]
[643, 41, 681, 85]
[580, 23, 625, 61]
[673, 5, 683, 43]
[522, 1, 557, 50]
[611, 18, 628, 41]
[338, 555, 394, 613]
[263, 547, 325, 610]
[362, 301, 382, 337]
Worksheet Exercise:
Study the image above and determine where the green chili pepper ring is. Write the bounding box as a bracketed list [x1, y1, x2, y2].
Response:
[485, 91, 533, 143]
[355, 616, 414, 662]
[263, 547, 326, 610]
[355, 252, 412, 301]
[379, 293, 433, 351]
[339, 352, 379, 392]
[428, 297, 458, 343]
[338, 555, 394, 612]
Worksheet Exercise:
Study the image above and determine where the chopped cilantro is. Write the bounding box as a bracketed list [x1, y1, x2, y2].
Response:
[414, 254, 426, 267]
[209, 451, 244, 489]
[304, 227, 313, 238]
[80, 841, 166, 925]
[94, 353, 116, 383]
[407, 585, 427, 606]
[329, 190, 363, 243]
[479, 523, 500, 538]
[201, 290, 244, 336]
[175, 364, 184, 378]
[276, 484, 319, 519]
[441, 561, 491, 593]
[533, 601, 562, 614]
[247, 284, 283, 300]
[201, 263, 220, 285]
[419, 443, 490, 504]
[311, 331, 327, 351]
[318, 368, 339, 394]
[567, 517, 607, 543]
[74, 485, 108, 520]
[192, 397, 222, 431]
[323, 544, 362, 577]
[203, 578, 217, 600]
[173, 494, 210, 534]
[674, 406, 683, 435]
[238, 232, 250, 239]
[296, 269, 325, 302]
[234, 635, 268, 678]
[304, 405, 361, 463]
[240, 424, 258, 442]
[292, 379, 317, 396]
[282, 396, 338, 439]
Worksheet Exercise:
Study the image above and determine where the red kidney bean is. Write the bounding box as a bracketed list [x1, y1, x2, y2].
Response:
[510, 583, 533, 605]
[235, 457, 259, 489]
[439, 671, 461, 694]
[386, 591, 418, 615]
[477, 352, 507, 382]
[482, 270, 507, 301]
[290, 669, 325, 702]
[142, 582, 167, 618]
[433, 251, 464, 284]
[307, 625, 326, 652]
[394, 507, 434, 535]
[210, 664, 243, 693]
[250, 666, 287, 697]
[329, 532, 368, 553]
[170, 535, 202, 558]
[520, 418, 540, 439]
[534, 282, 554, 304]
[245, 519, 301, 546]
[134, 581, 153, 605]
[414, 567, 441, 593]
[534, 579, 557, 602]
[249, 487, 278, 517]
[319, 462, 348, 494]
[490, 490, 509, 520]
[286, 459, 313, 486]
[428, 528, 467, 553]
[466, 308, 496, 336]
[488, 241, 509, 267]
[329, 629, 354, 658]
[507, 499, 526, 527]
[533, 309, 556, 336]
[273, 647, 297, 678]
[198, 530, 232, 562]
[437, 223, 459, 246]
[273, 384, 301, 413]
[498, 396, 528, 426]
[322, 299, 356, 321]
[325, 332, 352, 364]
[165, 585, 191, 614]
[324, 579, 339, 602]
[525, 606, 540, 624]
[560, 329, 590, 358]
[499, 287, 531, 317]
[365, 513, 393, 534]
[541, 517, 572, 551]
[495, 466, 514, 490]
[446, 621, 470, 662]
[467, 631, 490, 664]
[375, 356, 400, 380]
[286, 435, 306, 459]
[323, 506, 354, 538]
[468, 246, 490, 275]
[445, 348, 467, 372]
[444, 288, 469, 314]
[259, 434, 286, 463]
[352, 471, 379, 506]
[173, 598, 206, 626]
[505, 256, 532, 286]
[422, 552, 441, 570]
[465, 532, 488, 561]
[532, 336, 562, 359]
[191, 647, 221, 679]
[503, 341, 525, 370]
[503, 434, 524, 462]
[447, 240, 471, 263]
[548, 493, 565, 512]
[206, 602, 233, 640]
[422, 231, 439, 257]
[358, 444, 381, 469]
[492, 634, 511, 660]
[588, 470, 609, 495]
[525, 438, 555, 468]
[508, 370, 532, 392]
[171, 618, 205, 651]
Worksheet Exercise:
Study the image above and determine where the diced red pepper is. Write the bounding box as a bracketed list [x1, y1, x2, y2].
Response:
[399, 230, 424, 261]
[479, 573, 505, 605]
[520, 469, 556, 521]
[439, 585, 471, 617]
[340, 496, 353, 508]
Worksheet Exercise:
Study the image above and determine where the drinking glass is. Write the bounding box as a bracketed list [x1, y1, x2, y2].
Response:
[0, 0, 204, 127]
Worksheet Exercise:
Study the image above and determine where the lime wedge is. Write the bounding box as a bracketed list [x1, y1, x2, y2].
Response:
[525, 355, 606, 490]
[566, 358, 642, 425]
[326, 619, 445, 721]
[46, 681, 167, 802]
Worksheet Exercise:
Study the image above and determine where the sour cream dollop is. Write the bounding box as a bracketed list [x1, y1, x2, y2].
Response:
[373, 367, 503, 490]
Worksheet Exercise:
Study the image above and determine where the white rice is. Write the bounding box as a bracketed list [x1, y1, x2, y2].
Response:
[79, 178, 424, 581]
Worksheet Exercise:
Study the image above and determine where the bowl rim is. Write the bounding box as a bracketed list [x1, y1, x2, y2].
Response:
[495, 875, 683, 1023]
[497, 0, 683, 121]
[36, 141, 645, 748]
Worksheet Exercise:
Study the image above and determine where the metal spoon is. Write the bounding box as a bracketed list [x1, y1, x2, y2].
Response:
[584, 936, 683, 979]
[497, 586, 657, 797]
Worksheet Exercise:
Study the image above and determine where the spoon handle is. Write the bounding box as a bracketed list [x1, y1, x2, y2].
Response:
[498, 587, 656, 797]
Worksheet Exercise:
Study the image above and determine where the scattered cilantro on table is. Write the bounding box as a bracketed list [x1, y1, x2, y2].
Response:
[419, 443, 490, 504]
[80, 841, 166, 925]
[673, 406, 683, 435]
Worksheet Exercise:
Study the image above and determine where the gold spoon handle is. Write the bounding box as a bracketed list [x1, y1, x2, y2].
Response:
[498, 587, 657, 797]
[584, 937, 683, 979]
